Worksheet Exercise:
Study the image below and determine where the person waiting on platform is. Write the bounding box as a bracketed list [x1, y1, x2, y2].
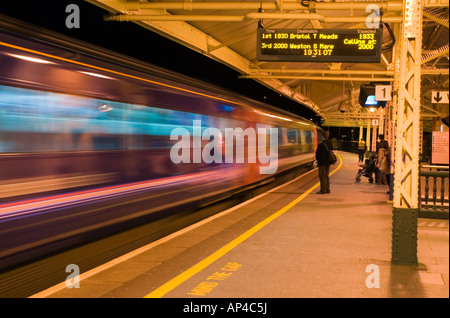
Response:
[376, 134, 390, 185]
[376, 134, 389, 153]
[355, 152, 377, 183]
[357, 138, 366, 163]
[315, 131, 333, 194]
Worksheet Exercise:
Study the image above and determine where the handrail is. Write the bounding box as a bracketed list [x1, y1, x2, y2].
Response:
[421, 164, 449, 170]
[420, 170, 450, 177]
[419, 169, 449, 219]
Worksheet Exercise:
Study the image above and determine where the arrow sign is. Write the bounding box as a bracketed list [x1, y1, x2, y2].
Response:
[432, 91, 449, 104]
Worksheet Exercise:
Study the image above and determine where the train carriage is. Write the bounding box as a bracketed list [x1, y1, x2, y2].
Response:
[0, 16, 322, 270]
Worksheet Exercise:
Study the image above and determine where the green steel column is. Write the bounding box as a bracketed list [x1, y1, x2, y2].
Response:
[391, 0, 424, 266]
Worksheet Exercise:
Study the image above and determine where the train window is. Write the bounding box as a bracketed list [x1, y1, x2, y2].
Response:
[287, 128, 298, 144]
[0, 84, 310, 155]
[0, 85, 217, 153]
[305, 131, 313, 145]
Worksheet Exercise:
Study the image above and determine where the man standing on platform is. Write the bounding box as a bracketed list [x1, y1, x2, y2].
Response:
[357, 138, 366, 163]
[376, 134, 390, 186]
[315, 131, 333, 194]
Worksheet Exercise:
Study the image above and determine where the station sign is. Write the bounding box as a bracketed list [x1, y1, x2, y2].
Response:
[432, 91, 449, 104]
[257, 28, 382, 63]
[432, 131, 449, 165]
[375, 85, 392, 101]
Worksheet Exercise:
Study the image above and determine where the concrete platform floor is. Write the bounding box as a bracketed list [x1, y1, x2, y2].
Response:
[33, 151, 448, 298]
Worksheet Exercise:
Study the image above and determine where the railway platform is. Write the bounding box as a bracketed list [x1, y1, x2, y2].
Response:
[32, 151, 449, 299]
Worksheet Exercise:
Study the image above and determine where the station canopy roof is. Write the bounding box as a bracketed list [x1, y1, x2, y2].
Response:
[87, 0, 449, 129]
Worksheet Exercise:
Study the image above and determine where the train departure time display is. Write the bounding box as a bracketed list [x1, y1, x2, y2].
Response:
[257, 28, 382, 63]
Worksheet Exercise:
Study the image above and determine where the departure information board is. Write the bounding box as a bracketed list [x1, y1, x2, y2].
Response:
[257, 28, 382, 63]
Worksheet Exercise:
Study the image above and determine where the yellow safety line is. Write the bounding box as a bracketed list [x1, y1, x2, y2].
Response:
[145, 154, 343, 298]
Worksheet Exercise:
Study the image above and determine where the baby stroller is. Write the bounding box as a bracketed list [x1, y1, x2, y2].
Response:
[355, 154, 378, 183]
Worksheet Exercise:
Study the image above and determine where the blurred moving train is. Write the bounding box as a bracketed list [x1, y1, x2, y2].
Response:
[0, 16, 322, 270]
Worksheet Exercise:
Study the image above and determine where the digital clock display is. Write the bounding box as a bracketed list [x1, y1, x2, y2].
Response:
[257, 28, 382, 63]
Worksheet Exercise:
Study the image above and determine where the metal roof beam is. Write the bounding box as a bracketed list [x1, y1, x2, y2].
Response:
[105, 13, 403, 23]
[248, 69, 395, 75]
[208, 20, 288, 53]
[248, 68, 448, 75]
[421, 68, 449, 74]
[421, 104, 448, 117]
[423, 10, 449, 28]
[423, 0, 450, 7]
[421, 44, 450, 64]
[240, 74, 394, 82]
[325, 111, 380, 118]
[126, 1, 404, 12]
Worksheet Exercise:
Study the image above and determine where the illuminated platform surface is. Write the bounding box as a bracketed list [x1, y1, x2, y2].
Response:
[35, 152, 448, 298]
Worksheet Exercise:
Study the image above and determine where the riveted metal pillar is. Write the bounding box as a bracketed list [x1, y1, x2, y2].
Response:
[372, 125, 378, 151]
[386, 100, 395, 201]
[391, 0, 423, 266]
